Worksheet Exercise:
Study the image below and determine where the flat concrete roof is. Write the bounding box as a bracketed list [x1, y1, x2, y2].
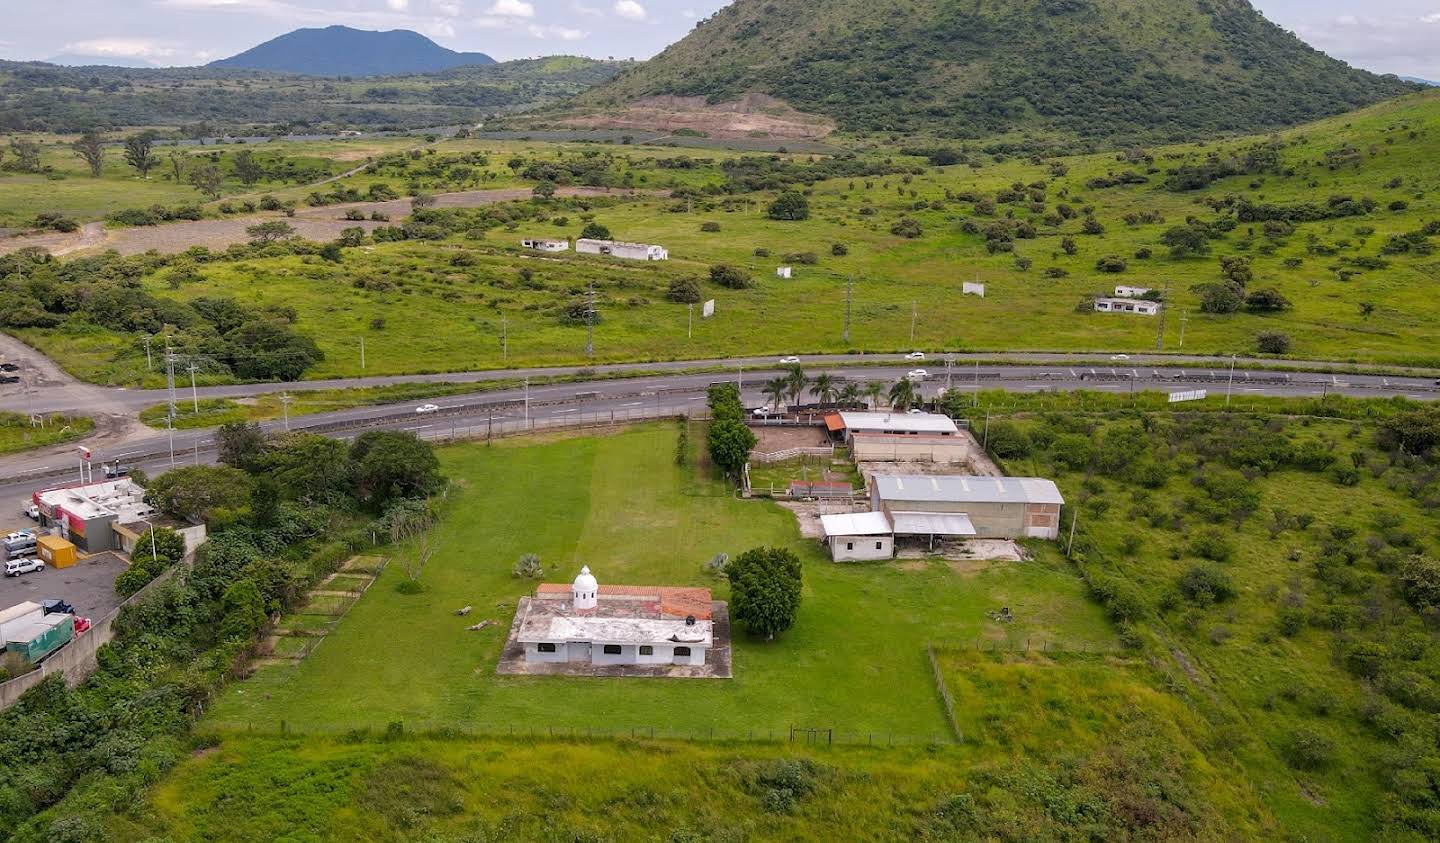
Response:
[820, 511, 893, 537]
[892, 511, 977, 537]
[837, 412, 959, 435]
[874, 475, 1064, 505]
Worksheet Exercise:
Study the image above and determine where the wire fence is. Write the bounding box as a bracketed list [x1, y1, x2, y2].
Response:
[209, 720, 960, 748]
[406, 405, 709, 445]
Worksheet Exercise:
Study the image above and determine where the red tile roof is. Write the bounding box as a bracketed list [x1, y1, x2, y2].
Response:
[535, 584, 713, 620]
[824, 413, 846, 432]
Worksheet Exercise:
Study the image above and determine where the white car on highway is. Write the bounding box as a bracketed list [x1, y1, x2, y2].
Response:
[905, 352, 926, 360]
[415, 404, 441, 414]
[1110, 354, 1131, 361]
[4, 558, 44, 578]
[907, 369, 928, 380]
[779, 356, 801, 364]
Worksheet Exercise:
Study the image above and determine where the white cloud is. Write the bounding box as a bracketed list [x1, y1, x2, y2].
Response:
[62, 38, 178, 59]
[614, 0, 646, 22]
[571, 2, 602, 17]
[387, 0, 409, 11]
[527, 23, 586, 40]
[487, 0, 534, 17]
[1423, 13, 1440, 24]
[433, 0, 464, 15]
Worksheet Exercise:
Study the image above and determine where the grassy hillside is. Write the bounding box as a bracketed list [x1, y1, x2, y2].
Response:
[578, 0, 1416, 146]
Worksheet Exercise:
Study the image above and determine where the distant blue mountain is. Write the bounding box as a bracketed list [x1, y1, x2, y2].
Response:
[209, 25, 495, 77]
[1400, 76, 1437, 87]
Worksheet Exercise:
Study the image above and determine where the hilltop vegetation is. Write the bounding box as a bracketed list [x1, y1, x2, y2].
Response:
[0, 56, 624, 134]
[578, 0, 1416, 148]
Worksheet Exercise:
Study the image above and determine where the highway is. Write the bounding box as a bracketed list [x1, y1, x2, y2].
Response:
[4, 355, 1438, 481]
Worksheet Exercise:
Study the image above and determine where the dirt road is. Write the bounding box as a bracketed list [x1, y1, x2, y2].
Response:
[0, 187, 642, 257]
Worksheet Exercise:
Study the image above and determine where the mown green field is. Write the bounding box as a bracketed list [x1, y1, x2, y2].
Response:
[204, 423, 1114, 736]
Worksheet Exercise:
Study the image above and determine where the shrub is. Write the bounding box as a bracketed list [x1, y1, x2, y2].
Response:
[1284, 728, 1335, 770]
[1189, 528, 1233, 561]
[1177, 565, 1235, 604]
[666, 277, 703, 304]
[1095, 255, 1128, 273]
[700, 221, 721, 232]
[1255, 331, 1291, 355]
[512, 553, 543, 579]
[709, 264, 753, 289]
[831, 243, 848, 256]
[891, 217, 923, 238]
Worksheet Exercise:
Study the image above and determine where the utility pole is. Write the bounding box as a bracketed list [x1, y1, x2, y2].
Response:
[973, 360, 980, 407]
[187, 359, 200, 413]
[143, 335, 154, 372]
[360, 336, 366, 370]
[523, 377, 530, 425]
[1225, 354, 1237, 407]
[909, 300, 917, 347]
[1154, 282, 1170, 351]
[280, 392, 292, 431]
[945, 356, 953, 394]
[1178, 309, 1190, 349]
[501, 315, 508, 362]
[165, 341, 177, 467]
[585, 281, 596, 359]
[843, 275, 853, 344]
[687, 304, 693, 340]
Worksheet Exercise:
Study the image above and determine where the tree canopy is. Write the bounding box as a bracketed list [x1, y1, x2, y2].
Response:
[726, 546, 803, 641]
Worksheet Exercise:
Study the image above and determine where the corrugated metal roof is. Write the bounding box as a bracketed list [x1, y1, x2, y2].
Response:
[820, 511, 894, 537]
[837, 412, 959, 435]
[891, 511, 977, 537]
[873, 475, 1064, 505]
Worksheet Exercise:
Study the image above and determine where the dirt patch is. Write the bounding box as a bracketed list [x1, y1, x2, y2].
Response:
[775, 499, 865, 541]
[0, 187, 648, 258]
[555, 93, 835, 140]
[751, 424, 831, 453]
[894, 538, 1025, 563]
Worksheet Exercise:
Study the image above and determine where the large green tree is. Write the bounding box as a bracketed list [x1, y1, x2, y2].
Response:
[767, 190, 810, 221]
[706, 419, 756, 479]
[143, 465, 254, 523]
[216, 421, 266, 470]
[122, 132, 160, 178]
[258, 433, 354, 503]
[726, 546, 803, 641]
[350, 430, 444, 510]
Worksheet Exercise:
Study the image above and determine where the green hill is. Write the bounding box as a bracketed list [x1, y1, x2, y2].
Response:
[577, 0, 1418, 146]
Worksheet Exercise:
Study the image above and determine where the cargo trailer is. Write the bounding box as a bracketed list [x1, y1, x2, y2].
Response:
[4, 612, 74, 663]
[0, 601, 43, 647]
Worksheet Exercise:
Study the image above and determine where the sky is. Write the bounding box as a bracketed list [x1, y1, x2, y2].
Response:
[1, 0, 1438, 80]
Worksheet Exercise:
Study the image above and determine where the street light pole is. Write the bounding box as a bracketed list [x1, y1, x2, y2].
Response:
[523, 377, 530, 426]
[142, 518, 158, 563]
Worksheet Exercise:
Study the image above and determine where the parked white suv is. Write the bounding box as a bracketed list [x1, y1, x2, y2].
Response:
[4, 558, 44, 577]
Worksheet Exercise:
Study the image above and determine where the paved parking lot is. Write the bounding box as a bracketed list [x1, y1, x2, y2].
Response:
[0, 552, 128, 619]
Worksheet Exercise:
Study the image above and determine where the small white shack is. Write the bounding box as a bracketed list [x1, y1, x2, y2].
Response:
[1114, 285, 1153, 298]
[522, 238, 569, 252]
[1094, 297, 1160, 316]
[575, 239, 669, 261]
[819, 512, 895, 561]
[516, 567, 712, 667]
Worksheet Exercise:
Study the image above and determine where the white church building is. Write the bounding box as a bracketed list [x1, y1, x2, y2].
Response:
[515, 567, 713, 667]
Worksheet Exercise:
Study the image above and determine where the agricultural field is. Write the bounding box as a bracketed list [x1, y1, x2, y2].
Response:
[6, 91, 1440, 385]
[204, 423, 1114, 736]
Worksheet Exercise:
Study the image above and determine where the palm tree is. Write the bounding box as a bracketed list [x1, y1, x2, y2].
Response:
[888, 377, 919, 412]
[762, 377, 788, 411]
[784, 365, 808, 405]
[838, 383, 862, 405]
[810, 373, 838, 405]
[863, 380, 885, 409]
